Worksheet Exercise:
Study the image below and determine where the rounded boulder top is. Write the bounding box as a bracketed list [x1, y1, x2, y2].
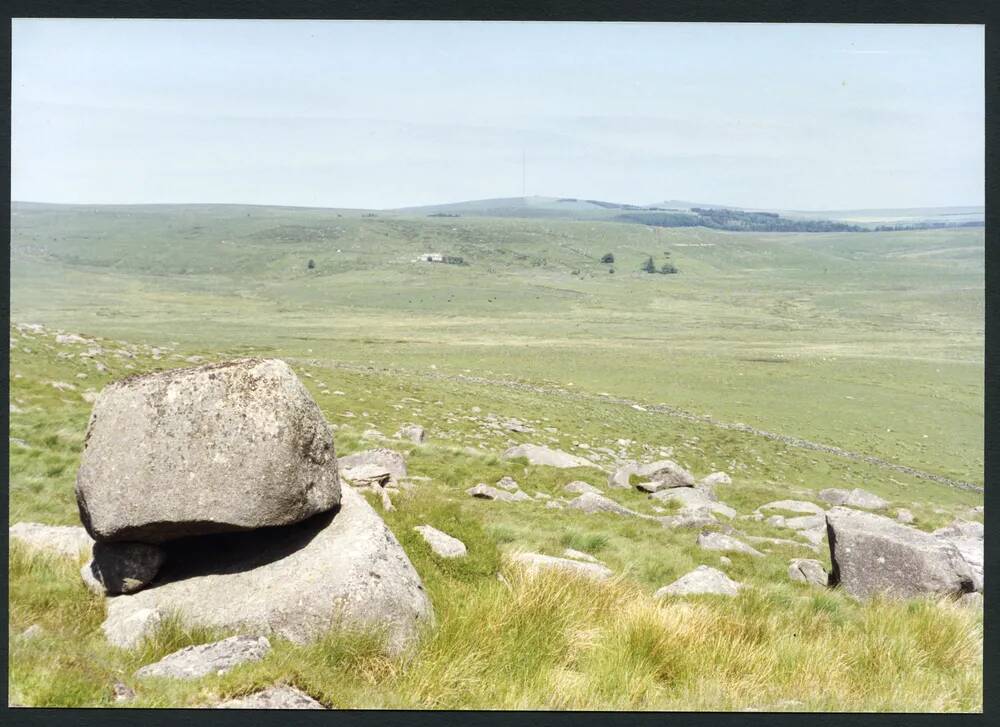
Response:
[76, 358, 340, 543]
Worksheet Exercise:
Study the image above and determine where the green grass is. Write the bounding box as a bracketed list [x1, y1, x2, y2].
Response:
[7, 203, 984, 710]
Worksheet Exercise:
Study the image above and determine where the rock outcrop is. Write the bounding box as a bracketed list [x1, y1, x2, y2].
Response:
[76, 359, 340, 542]
[826, 507, 975, 599]
[102, 486, 433, 655]
[467, 484, 532, 502]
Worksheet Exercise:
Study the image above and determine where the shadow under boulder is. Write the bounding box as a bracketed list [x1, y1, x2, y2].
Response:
[102, 486, 433, 654]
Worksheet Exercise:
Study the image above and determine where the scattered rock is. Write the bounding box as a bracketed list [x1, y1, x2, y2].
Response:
[112, 681, 136, 703]
[338, 448, 407, 484]
[697, 532, 764, 558]
[826, 507, 975, 599]
[562, 548, 601, 563]
[757, 500, 825, 516]
[818, 488, 888, 511]
[503, 418, 533, 433]
[56, 333, 90, 345]
[76, 359, 339, 543]
[511, 552, 613, 580]
[217, 685, 324, 709]
[103, 607, 164, 649]
[20, 624, 44, 640]
[700, 472, 732, 487]
[466, 484, 531, 502]
[654, 565, 743, 598]
[719, 556, 732, 566]
[414, 525, 467, 558]
[788, 558, 828, 587]
[607, 462, 638, 489]
[632, 460, 696, 490]
[651, 488, 736, 519]
[563, 481, 602, 496]
[102, 487, 433, 654]
[545, 500, 565, 510]
[340, 463, 393, 488]
[81, 541, 165, 595]
[783, 514, 825, 531]
[136, 635, 271, 680]
[566, 492, 645, 518]
[501, 444, 597, 469]
[895, 509, 915, 524]
[495, 476, 519, 491]
[9, 522, 94, 559]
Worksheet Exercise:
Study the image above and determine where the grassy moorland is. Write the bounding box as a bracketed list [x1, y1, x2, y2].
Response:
[7, 202, 984, 710]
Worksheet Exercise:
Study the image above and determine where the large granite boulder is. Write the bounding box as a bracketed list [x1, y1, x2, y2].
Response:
[76, 359, 340, 542]
[501, 444, 597, 469]
[826, 507, 975, 599]
[101, 486, 433, 655]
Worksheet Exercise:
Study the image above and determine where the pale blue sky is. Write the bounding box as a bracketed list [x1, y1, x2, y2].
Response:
[11, 20, 984, 210]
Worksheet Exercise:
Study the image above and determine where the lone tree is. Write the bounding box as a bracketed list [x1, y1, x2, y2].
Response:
[642, 256, 656, 273]
[601, 252, 615, 264]
[307, 259, 316, 270]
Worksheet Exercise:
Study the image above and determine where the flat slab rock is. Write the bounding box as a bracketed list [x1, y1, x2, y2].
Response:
[826, 507, 975, 599]
[76, 359, 339, 542]
[467, 484, 532, 502]
[651, 488, 736, 519]
[9, 522, 93, 559]
[217, 685, 325, 709]
[654, 565, 743, 597]
[567, 492, 648, 518]
[563, 481, 602, 495]
[511, 552, 613, 580]
[338, 448, 407, 483]
[757, 500, 825, 516]
[501, 444, 597, 469]
[102, 486, 432, 655]
[697, 532, 764, 558]
[818, 488, 888, 511]
[414, 525, 467, 558]
[136, 635, 271, 680]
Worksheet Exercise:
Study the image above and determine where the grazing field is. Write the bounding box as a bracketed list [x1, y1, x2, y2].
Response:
[7, 202, 984, 710]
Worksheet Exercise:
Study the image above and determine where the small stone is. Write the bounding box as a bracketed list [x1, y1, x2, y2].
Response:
[654, 565, 743, 597]
[112, 681, 136, 703]
[562, 548, 601, 563]
[563, 481, 601, 495]
[395, 424, 426, 444]
[217, 685, 324, 709]
[496, 476, 520, 491]
[511, 552, 613, 580]
[414, 525, 467, 558]
[135, 636, 271, 680]
[697, 532, 764, 558]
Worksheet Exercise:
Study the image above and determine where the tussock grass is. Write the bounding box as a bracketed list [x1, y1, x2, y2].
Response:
[7, 542, 982, 711]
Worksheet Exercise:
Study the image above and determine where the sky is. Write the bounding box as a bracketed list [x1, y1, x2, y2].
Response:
[11, 20, 985, 210]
